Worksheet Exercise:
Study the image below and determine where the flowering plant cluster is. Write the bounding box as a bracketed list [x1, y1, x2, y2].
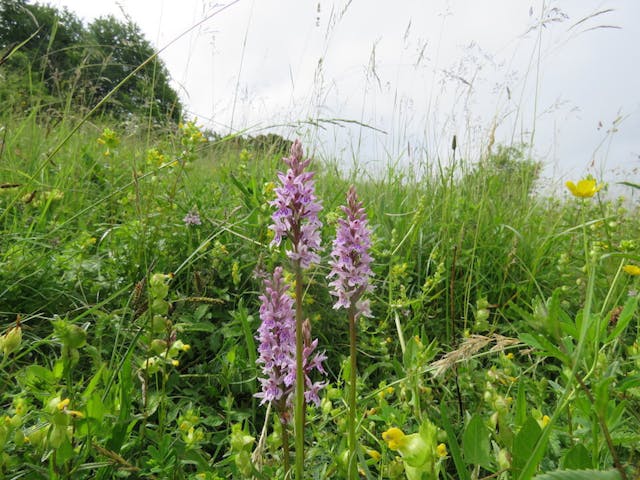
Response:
[255, 140, 376, 479]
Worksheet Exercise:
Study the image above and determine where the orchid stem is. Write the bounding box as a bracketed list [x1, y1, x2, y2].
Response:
[348, 305, 358, 479]
[294, 261, 305, 480]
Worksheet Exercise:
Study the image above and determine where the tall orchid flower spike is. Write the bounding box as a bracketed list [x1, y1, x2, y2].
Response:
[329, 185, 374, 478]
[268, 139, 324, 479]
[254, 267, 326, 419]
[270, 139, 323, 269]
[328, 185, 374, 318]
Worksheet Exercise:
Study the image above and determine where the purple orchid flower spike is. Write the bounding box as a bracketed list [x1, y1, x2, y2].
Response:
[328, 185, 374, 320]
[270, 139, 323, 269]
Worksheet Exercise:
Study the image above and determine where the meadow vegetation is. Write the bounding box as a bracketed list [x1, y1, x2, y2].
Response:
[1, 2, 640, 479]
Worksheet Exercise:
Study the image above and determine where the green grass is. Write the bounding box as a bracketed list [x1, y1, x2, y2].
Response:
[1, 46, 640, 480]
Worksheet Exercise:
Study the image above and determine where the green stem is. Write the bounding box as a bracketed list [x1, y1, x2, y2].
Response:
[294, 261, 305, 480]
[348, 305, 358, 479]
[281, 417, 291, 477]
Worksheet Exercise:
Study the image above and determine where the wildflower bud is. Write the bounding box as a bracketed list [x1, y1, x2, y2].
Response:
[321, 397, 332, 416]
[48, 425, 69, 449]
[149, 273, 171, 300]
[13, 428, 25, 447]
[399, 433, 429, 468]
[65, 325, 87, 349]
[151, 314, 170, 333]
[150, 339, 168, 355]
[2, 326, 21, 356]
[151, 299, 170, 316]
[9, 414, 21, 428]
[498, 449, 511, 470]
[366, 448, 382, 462]
[230, 424, 254, 452]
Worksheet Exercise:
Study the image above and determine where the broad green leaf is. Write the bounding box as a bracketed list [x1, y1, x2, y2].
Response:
[532, 469, 621, 480]
[512, 416, 542, 479]
[86, 394, 106, 423]
[560, 444, 592, 469]
[19, 365, 55, 388]
[55, 436, 75, 466]
[462, 414, 492, 469]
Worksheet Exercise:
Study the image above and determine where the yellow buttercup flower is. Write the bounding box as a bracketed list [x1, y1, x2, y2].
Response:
[623, 264, 640, 276]
[565, 178, 603, 198]
[382, 427, 406, 450]
[436, 443, 448, 458]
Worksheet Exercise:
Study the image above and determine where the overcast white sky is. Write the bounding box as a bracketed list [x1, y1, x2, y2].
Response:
[51, 0, 640, 191]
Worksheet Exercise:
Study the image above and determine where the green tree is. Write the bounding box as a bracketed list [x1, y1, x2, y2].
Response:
[84, 15, 181, 122]
[0, 1, 182, 123]
[0, 0, 84, 108]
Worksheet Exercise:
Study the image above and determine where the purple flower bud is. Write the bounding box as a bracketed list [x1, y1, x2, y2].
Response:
[328, 186, 374, 319]
[269, 140, 322, 269]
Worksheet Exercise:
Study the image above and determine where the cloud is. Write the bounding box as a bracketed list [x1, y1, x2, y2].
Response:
[52, 0, 640, 185]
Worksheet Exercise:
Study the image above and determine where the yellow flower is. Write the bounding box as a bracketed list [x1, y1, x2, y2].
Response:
[540, 415, 550, 428]
[623, 264, 640, 276]
[565, 178, 603, 198]
[366, 448, 382, 461]
[57, 398, 70, 411]
[382, 427, 406, 451]
[436, 443, 448, 458]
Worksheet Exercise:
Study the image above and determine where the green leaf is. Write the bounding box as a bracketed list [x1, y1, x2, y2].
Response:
[513, 416, 542, 479]
[20, 365, 55, 388]
[193, 304, 210, 321]
[617, 181, 640, 190]
[560, 444, 592, 469]
[519, 333, 570, 363]
[439, 403, 471, 480]
[515, 381, 527, 428]
[181, 321, 215, 333]
[55, 436, 75, 466]
[462, 414, 492, 469]
[619, 375, 640, 391]
[606, 295, 638, 343]
[86, 394, 105, 424]
[531, 469, 621, 480]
